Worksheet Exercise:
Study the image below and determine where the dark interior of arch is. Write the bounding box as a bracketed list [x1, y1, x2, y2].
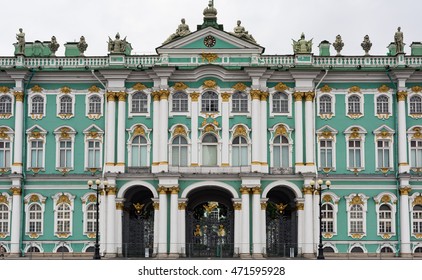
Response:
[186, 186, 234, 210]
[266, 186, 297, 213]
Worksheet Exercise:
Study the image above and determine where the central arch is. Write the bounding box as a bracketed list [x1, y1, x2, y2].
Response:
[185, 185, 236, 258]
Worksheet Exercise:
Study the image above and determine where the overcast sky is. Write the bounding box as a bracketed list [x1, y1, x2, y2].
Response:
[1, 0, 420, 56]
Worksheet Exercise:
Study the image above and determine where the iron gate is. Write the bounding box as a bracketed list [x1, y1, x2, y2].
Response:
[186, 202, 234, 257]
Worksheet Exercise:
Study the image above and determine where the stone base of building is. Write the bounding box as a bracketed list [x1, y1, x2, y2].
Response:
[239, 253, 252, 259]
[251, 253, 265, 259]
[302, 253, 316, 259]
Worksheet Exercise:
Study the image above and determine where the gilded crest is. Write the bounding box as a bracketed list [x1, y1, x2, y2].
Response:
[203, 80, 217, 89]
[57, 194, 71, 205]
[349, 127, 361, 139]
[413, 195, 422, 207]
[323, 195, 332, 203]
[413, 127, 422, 139]
[133, 83, 147, 91]
[350, 195, 363, 205]
[30, 131, 43, 139]
[60, 86, 72, 94]
[275, 125, 288, 137]
[29, 195, 40, 203]
[0, 86, 10, 93]
[320, 84, 332, 93]
[232, 83, 247, 91]
[31, 85, 43, 93]
[88, 131, 99, 139]
[88, 85, 101, 93]
[60, 127, 71, 139]
[133, 125, 145, 136]
[320, 131, 333, 139]
[87, 194, 96, 203]
[377, 131, 391, 139]
[133, 203, 145, 214]
[0, 195, 7, 204]
[203, 202, 218, 213]
[233, 125, 247, 138]
[274, 82, 288, 92]
[378, 85, 390, 93]
[381, 195, 391, 204]
[173, 125, 187, 137]
[173, 82, 188, 91]
[201, 53, 219, 63]
[348, 86, 361, 93]
[0, 128, 10, 140]
[204, 124, 215, 133]
[412, 86, 422, 93]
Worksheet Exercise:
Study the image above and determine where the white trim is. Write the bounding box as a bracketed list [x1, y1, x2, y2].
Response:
[344, 126, 367, 171]
[181, 181, 239, 199]
[345, 193, 369, 238]
[262, 181, 303, 199]
[0, 92, 15, 119]
[54, 126, 76, 171]
[52, 192, 75, 238]
[27, 91, 47, 120]
[348, 243, 368, 253]
[376, 243, 397, 254]
[373, 192, 398, 237]
[85, 92, 104, 120]
[345, 93, 364, 119]
[374, 92, 392, 119]
[56, 92, 75, 119]
[317, 91, 335, 118]
[269, 89, 292, 118]
[117, 181, 159, 198]
[322, 243, 338, 253]
[128, 88, 152, 118]
[24, 243, 44, 253]
[53, 242, 73, 253]
[24, 193, 47, 237]
[412, 243, 422, 253]
[82, 242, 96, 253]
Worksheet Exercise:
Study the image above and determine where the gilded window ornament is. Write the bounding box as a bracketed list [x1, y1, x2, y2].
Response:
[397, 91, 407, 101]
[88, 85, 100, 93]
[323, 233, 333, 239]
[29, 194, 40, 203]
[0, 128, 10, 140]
[233, 125, 247, 138]
[323, 195, 332, 203]
[0, 86, 10, 93]
[31, 85, 43, 93]
[410, 113, 422, 119]
[348, 86, 361, 93]
[87, 233, 96, 239]
[351, 233, 364, 239]
[221, 92, 231, 102]
[203, 80, 217, 89]
[274, 82, 289, 92]
[0, 195, 8, 204]
[232, 83, 247, 91]
[173, 82, 188, 91]
[87, 194, 96, 203]
[204, 124, 216, 133]
[412, 127, 422, 139]
[381, 234, 392, 240]
[133, 125, 145, 136]
[132, 83, 147, 91]
[60, 86, 72, 94]
[30, 131, 43, 139]
[349, 195, 364, 205]
[275, 124, 288, 137]
[173, 125, 187, 137]
[88, 131, 99, 139]
[57, 233, 70, 239]
[190, 92, 200, 101]
[56, 194, 71, 205]
[349, 127, 361, 139]
[319, 130, 333, 139]
[320, 84, 332, 93]
[381, 195, 391, 204]
[413, 195, 422, 207]
[376, 131, 392, 139]
[378, 85, 390, 93]
[412, 86, 422, 93]
[201, 53, 219, 63]
[59, 127, 71, 139]
[29, 233, 40, 239]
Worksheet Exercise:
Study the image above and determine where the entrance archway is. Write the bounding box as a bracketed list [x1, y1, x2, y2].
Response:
[122, 186, 154, 258]
[266, 186, 298, 257]
[186, 186, 234, 258]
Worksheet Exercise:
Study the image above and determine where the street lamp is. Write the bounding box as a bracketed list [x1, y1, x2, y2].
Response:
[310, 179, 331, 260]
[87, 179, 108, 260]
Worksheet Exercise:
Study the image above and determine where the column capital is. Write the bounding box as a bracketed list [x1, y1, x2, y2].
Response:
[116, 91, 127, 102]
[296, 202, 304, 210]
[178, 202, 187, 210]
[10, 187, 21, 195]
[233, 202, 242, 210]
[152, 91, 161, 101]
[107, 186, 117, 195]
[170, 186, 180, 194]
[116, 202, 124, 210]
[397, 91, 408, 102]
[252, 186, 261, 194]
[190, 92, 200, 102]
[13, 91, 24, 102]
[157, 186, 167, 194]
[221, 92, 231, 102]
[250, 89, 261, 100]
[159, 90, 170, 100]
[304, 91, 315, 101]
[293, 92, 304, 102]
[260, 202, 267, 210]
[153, 202, 160, 210]
[240, 186, 250, 195]
[302, 186, 314, 195]
[106, 91, 117, 102]
[260, 91, 268, 101]
[400, 186, 412, 196]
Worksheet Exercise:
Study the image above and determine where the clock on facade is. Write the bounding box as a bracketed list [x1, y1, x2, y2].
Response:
[204, 35, 216, 48]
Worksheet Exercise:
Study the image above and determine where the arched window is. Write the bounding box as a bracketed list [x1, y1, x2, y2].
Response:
[28, 204, 42, 233]
[376, 95, 389, 114]
[272, 92, 288, 113]
[380, 246, 393, 253]
[0, 140, 11, 168]
[415, 247, 422, 253]
[410, 139, 422, 168]
[323, 246, 335, 253]
[59, 95, 72, 114]
[85, 246, 95, 253]
[201, 91, 219, 112]
[410, 95, 422, 114]
[31, 96, 44, 114]
[56, 246, 69, 253]
[86, 203, 97, 233]
[202, 134, 218, 166]
[232, 91, 248, 112]
[56, 203, 71, 233]
[348, 95, 361, 114]
[350, 204, 364, 233]
[130, 135, 148, 167]
[88, 95, 101, 114]
[0, 96, 12, 114]
[232, 136, 248, 166]
[350, 247, 364, 253]
[172, 92, 188, 112]
[131, 92, 148, 113]
[27, 246, 40, 253]
[273, 135, 289, 168]
[321, 204, 334, 233]
[171, 136, 188, 166]
[413, 205, 422, 235]
[319, 95, 332, 114]
[0, 204, 9, 234]
[379, 204, 392, 233]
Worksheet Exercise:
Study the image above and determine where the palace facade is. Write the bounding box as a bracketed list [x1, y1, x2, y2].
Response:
[1, 2, 422, 258]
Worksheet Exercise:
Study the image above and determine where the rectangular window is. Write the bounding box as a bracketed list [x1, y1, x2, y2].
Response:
[410, 140, 422, 168]
[348, 140, 362, 168]
[0, 141, 11, 168]
[30, 140, 43, 168]
[377, 140, 390, 168]
[59, 140, 72, 168]
[320, 140, 333, 168]
[88, 140, 101, 168]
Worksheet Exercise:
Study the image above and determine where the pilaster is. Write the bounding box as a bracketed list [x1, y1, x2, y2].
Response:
[260, 91, 269, 173]
[399, 176, 411, 256]
[250, 90, 261, 172]
[116, 91, 127, 173]
[302, 177, 314, 257]
[221, 92, 230, 166]
[151, 91, 161, 173]
[190, 92, 200, 166]
[293, 92, 304, 173]
[158, 90, 170, 172]
[9, 174, 22, 255]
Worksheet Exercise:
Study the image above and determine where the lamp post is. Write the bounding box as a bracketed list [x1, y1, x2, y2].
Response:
[310, 179, 331, 260]
[87, 179, 108, 260]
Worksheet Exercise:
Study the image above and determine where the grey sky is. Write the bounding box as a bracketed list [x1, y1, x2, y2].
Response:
[1, 0, 420, 56]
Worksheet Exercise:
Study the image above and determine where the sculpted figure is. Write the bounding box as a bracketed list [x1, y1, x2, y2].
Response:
[361, 35, 372, 56]
[292, 33, 313, 54]
[163, 18, 191, 44]
[108, 33, 127, 53]
[16, 28, 25, 54]
[48, 36, 60, 56]
[394, 27, 404, 53]
[77, 36, 88, 55]
[232, 20, 256, 43]
[332, 34, 344, 56]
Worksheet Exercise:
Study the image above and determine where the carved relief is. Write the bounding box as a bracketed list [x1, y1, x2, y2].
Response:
[232, 83, 247, 91]
[173, 82, 188, 91]
[203, 80, 217, 89]
[132, 83, 147, 91]
[274, 82, 289, 92]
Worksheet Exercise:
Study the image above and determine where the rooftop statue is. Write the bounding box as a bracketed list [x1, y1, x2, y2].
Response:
[48, 36, 60, 56]
[361, 35, 372, 56]
[394, 27, 404, 54]
[332, 34, 344, 56]
[163, 18, 191, 44]
[232, 20, 257, 44]
[77, 36, 88, 56]
[16, 28, 25, 54]
[108, 33, 128, 54]
[203, 0, 217, 18]
[292, 33, 313, 54]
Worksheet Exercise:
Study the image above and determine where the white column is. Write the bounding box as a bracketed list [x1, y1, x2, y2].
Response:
[221, 93, 230, 166]
[296, 199, 305, 256]
[303, 186, 314, 256]
[304, 92, 315, 167]
[313, 190, 320, 253]
[252, 187, 262, 255]
[399, 186, 411, 255]
[178, 200, 187, 255]
[397, 92, 409, 173]
[105, 92, 116, 168]
[158, 186, 168, 255]
[260, 92, 268, 173]
[294, 92, 304, 171]
[152, 199, 159, 255]
[190, 93, 199, 166]
[250, 90, 261, 172]
[115, 199, 124, 256]
[106, 187, 116, 256]
[240, 187, 250, 255]
[260, 200, 268, 255]
[169, 187, 179, 255]
[99, 189, 107, 255]
[233, 199, 242, 256]
[152, 92, 161, 172]
[10, 186, 21, 254]
[158, 91, 169, 172]
[116, 92, 126, 171]
[12, 91, 24, 174]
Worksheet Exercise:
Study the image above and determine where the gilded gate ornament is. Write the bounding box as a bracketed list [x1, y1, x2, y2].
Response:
[275, 203, 288, 214]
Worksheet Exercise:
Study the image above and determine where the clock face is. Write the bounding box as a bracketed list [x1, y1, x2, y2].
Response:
[204, 35, 216, 48]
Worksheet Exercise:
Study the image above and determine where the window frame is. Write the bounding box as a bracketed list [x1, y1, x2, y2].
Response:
[26, 125, 47, 171]
[344, 126, 366, 171]
[0, 137, 12, 169]
[128, 89, 151, 117]
[86, 92, 104, 119]
[0, 193, 11, 237]
[54, 126, 76, 171]
[374, 94, 392, 118]
[410, 193, 422, 238]
[170, 135, 189, 167]
[171, 91, 189, 113]
[409, 94, 422, 114]
[0, 94, 13, 117]
[81, 193, 98, 238]
[52, 192, 75, 238]
[24, 193, 46, 238]
[201, 91, 219, 113]
[346, 193, 368, 238]
[83, 125, 104, 171]
[407, 126, 422, 169]
[230, 135, 250, 167]
[345, 93, 364, 119]
[271, 92, 289, 114]
[28, 93, 46, 119]
[200, 132, 220, 166]
[126, 124, 151, 168]
[231, 91, 249, 113]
